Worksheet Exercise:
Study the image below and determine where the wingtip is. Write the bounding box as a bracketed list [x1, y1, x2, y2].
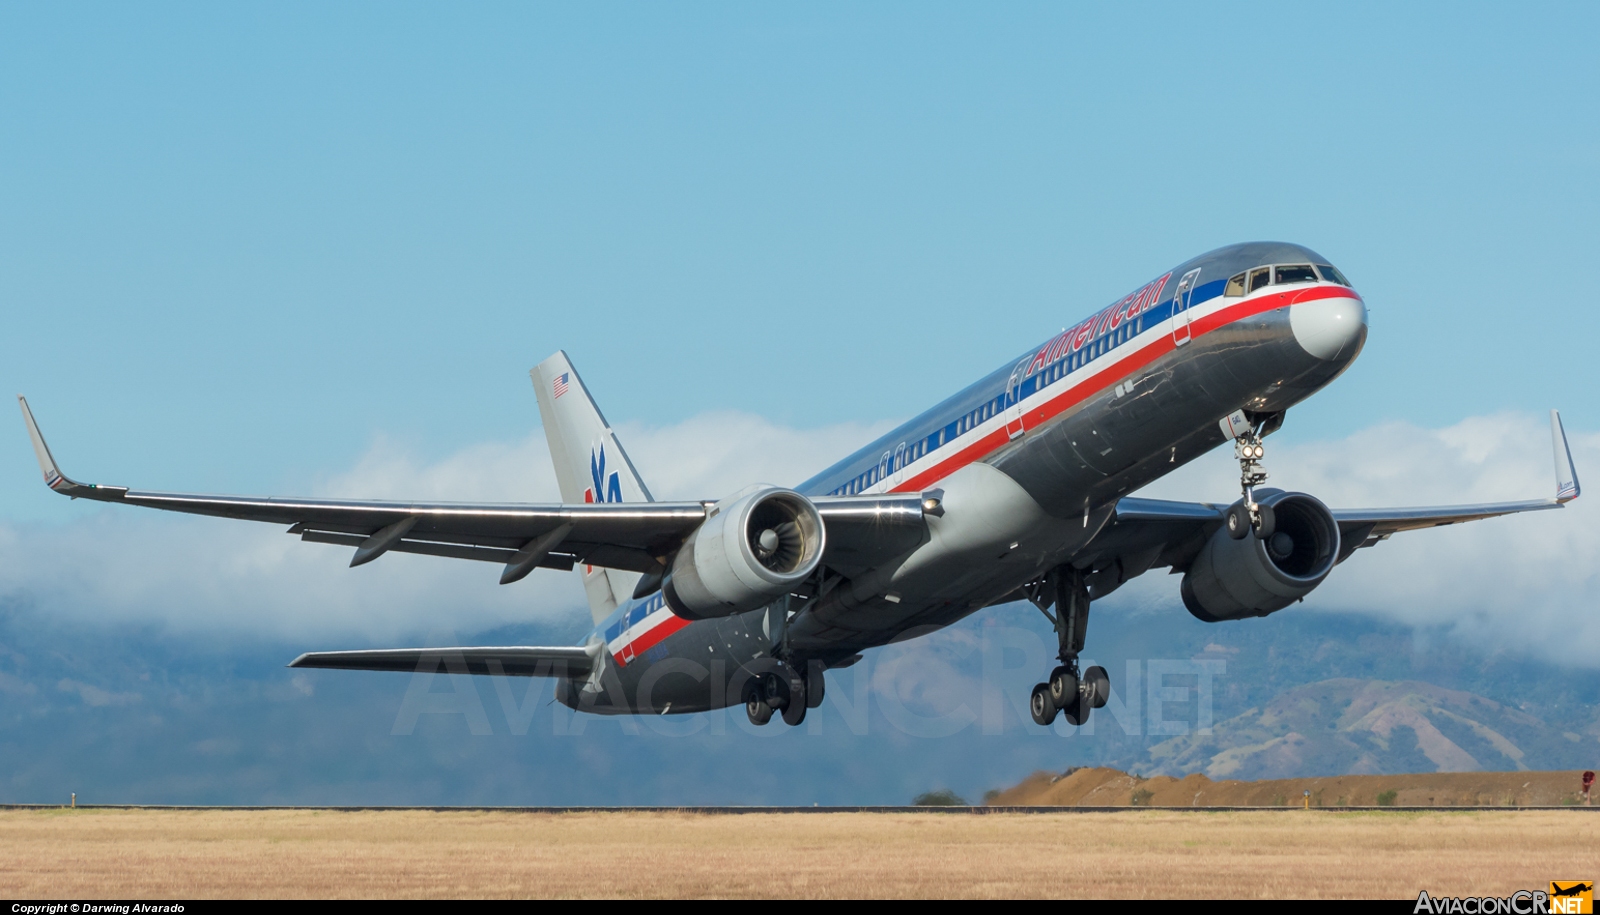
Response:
[17, 395, 68, 492]
[1551, 409, 1580, 503]
[16, 398, 125, 500]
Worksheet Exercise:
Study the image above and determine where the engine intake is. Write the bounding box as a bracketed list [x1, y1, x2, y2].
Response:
[1181, 491, 1341, 622]
[663, 486, 825, 621]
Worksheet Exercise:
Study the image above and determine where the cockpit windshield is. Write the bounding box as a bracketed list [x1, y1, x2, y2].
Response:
[1273, 264, 1317, 285]
[1315, 264, 1350, 286]
[1224, 261, 1351, 296]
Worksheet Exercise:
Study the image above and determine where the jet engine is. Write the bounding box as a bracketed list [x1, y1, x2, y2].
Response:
[1181, 491, 1341, 622]
[663, 486, 825, 621]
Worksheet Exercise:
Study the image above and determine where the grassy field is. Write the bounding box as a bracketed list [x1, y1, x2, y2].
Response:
[990, 767, 1598, 807]
[2, 808, 1595, 898]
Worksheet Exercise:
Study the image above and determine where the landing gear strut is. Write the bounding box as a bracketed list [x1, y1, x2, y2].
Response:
[1223, 411, 1277, 541]
[1026, 568, 1110, 727]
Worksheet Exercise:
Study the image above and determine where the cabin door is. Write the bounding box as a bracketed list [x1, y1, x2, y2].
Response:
[1172, 268, 1202, 346]
[1005, 357, 1030, 440]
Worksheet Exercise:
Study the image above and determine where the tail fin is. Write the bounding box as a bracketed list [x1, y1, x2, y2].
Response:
[532, 352, 653, 623]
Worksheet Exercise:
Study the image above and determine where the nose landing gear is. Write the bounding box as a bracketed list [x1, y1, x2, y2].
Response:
[1222, 409, 1279, 541]
[1026, 567, 1110, 727]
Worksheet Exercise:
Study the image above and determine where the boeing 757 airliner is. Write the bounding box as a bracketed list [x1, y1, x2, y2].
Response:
[19, 241, 1581, 727]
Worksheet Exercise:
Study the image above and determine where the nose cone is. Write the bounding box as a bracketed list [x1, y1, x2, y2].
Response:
[1290, 294, 1367, 361]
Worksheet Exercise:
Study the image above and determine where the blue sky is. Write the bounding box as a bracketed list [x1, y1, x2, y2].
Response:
[4, 2, 1597, 511]
[2, 3, 1598, 803]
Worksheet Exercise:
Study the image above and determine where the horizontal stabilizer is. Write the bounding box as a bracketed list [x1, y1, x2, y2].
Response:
[288, 645, 594, 677]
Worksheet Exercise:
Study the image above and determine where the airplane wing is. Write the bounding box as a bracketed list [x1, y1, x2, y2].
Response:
[1066, 410, 1580, 598]
[288, 645, 594, 676]
[19, 397, 929, 582]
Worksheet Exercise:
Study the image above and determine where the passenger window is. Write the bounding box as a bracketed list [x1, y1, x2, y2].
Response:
[1248, 268, 1271, 293]
[1315, 264, 1350, 286]
[1225, 272, 1247, 296]
[1273, 264, 1317, 285]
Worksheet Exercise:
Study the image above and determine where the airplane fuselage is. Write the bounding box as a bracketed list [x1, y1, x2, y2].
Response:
[563, 242, 1365, 714]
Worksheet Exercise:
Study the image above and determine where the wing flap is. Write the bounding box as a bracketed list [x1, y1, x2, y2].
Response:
[813, 493, 930, 576]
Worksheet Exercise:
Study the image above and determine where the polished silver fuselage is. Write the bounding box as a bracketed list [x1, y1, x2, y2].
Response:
[571, 241, 1368, 713]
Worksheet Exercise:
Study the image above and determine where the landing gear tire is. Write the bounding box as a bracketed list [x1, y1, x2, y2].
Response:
[1029, 683, 1058, 726]
[744, 682, 774, 726]
[1253, 503, 1276, 540]
[1082, 665, 1110, 709]
[761, 672, 785, 709]
[1048, 666, 1078, 708]
[1225, 502, 1250, 540]
[1060, 696, 1088, 727]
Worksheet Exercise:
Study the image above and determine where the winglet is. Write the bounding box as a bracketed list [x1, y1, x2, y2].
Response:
[1552, 409, 1580, 503]
[16, 397, 124, 500]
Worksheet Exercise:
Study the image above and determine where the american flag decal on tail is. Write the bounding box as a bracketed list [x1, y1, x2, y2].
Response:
[552, 373, 569, 399]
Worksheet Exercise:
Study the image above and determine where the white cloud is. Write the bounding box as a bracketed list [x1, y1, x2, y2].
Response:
[57, 678, 141, 707]
[1121, 411, 1600, 663]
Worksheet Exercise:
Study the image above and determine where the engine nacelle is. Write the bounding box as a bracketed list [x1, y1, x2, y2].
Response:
[1181, 491, 1341, 622]
[663, 486, 825, 621]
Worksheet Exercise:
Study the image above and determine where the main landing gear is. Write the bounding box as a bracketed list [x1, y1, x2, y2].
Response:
[743, 665, 817, 727]
[1026, 567, 1110, 727]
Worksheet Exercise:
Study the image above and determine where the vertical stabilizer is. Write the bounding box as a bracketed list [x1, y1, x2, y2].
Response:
[532, 352, 652, 623]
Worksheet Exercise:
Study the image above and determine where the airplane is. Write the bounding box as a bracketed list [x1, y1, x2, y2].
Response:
[18, 241, 1581, 729]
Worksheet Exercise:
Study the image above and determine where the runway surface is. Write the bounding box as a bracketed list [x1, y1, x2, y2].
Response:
[3, 807, 1594, 898]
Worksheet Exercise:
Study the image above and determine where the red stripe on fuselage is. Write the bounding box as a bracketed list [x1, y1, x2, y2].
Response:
[893, 285, 1360, 494]
[612, 613, 691, 668]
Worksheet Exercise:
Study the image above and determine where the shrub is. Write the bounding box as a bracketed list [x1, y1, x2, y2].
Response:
[1376, 790, 1398, 807]
[1130, 788, 1154, 807]
[912, 789, 967, 807]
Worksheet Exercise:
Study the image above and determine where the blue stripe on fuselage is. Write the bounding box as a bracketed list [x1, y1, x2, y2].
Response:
[798, 241, 1336, 497]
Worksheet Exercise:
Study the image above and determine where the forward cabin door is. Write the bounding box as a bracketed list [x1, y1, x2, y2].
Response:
[1005, 357, 1030, 440]
[1171, 268, 1202, 346]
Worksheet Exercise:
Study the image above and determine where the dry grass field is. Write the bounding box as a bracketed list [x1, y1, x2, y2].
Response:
[990, 767, 1598, 807]
[1, 807, 1595, 898]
